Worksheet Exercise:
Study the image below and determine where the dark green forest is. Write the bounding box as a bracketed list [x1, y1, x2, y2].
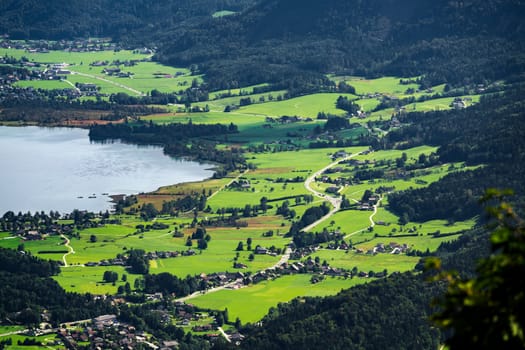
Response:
[0, 248, 115, 325]
[0, 0, 256, 41]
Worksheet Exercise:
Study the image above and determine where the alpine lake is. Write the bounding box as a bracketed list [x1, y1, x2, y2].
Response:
[0, 125, 214, 214]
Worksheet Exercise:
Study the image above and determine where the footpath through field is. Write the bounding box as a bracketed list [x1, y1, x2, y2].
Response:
[207, 169, 249, 200]
[61, 234, 75, 267]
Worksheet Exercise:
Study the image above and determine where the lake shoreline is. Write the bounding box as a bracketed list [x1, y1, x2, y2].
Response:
[0, 125, 215, 215]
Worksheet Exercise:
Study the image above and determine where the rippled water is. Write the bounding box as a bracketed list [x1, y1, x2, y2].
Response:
[0, 126, 214, 214]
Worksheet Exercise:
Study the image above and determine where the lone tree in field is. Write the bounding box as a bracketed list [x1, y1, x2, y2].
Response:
[236, 241, 244, 251]
[103, 270, 118, 283]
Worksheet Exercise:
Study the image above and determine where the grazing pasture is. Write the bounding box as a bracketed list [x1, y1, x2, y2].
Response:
[238, 93, 357, 118]
[190, 274, 365, 323]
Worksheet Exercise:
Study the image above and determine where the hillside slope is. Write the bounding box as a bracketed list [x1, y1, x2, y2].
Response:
[154, 0, 525, 88]
[0, 0, 255, 42]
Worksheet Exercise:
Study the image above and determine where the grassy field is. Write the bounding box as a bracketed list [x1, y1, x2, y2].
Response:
[0, 48, 148, 65]
[206, 147, 367, 210]
[0, 333, 62, 350]
[54, 265, 140, 294]
[212, 10, 237, 18]
[401, 95, 481, 112]
[190, 274, 366, 323]
[0, 325, 24, 334]
[194, 90, 288, 111]
[333, 76, 420, 96]
[211, 83, 270, 98]
[143, 112, 267, 131]
[142, 110, 327, 144]
[312, 249, 419, 273]
[238, 93, 357, 118]
[14, 79, 68, 90]
[2, 47, 198, 95]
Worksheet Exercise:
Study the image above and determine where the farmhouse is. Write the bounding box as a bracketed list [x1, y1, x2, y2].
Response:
[255, 246, 268, 254]
[24, 230, 42, 240]
[103, 67, 121, 75]
[331, 150, 348, 159]
[77, 83, 97, 91]
[229, 179, 251, 189]
[451, 97, 467, 109]
[326, 186, 340, 194]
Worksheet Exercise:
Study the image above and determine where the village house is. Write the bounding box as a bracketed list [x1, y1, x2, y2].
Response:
[331, 150, 348, 159]
[326, 186, 340, 194]
[228, 179, 251, 189]
[451, 97, 467, 109]
[254, 246, 268, 254]
[103, 67, 121, 75]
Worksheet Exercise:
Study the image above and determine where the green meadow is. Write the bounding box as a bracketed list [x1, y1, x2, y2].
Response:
[55, 265, 140, 294]
[14, 79, 67, 90]
[335, 76, 420, 96]
[0, 325, 24, 334]
[194, 90, 288, 111]
[0, 333, 62, 350]
[211, 83, 270, 97]
[2, 47, 199, 95]
[143, 112, 267, 131]
[238, 93, 357, 118]
[190, 274, 366, 323]
[311, 249, 419, 273]
[402, 94, 481, 112]
[0, 48, 148, 65]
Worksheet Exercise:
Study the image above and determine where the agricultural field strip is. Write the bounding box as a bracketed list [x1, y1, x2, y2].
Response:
[70, 70, 145, 96]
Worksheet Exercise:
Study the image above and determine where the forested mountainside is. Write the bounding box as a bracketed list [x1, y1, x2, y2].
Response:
[0, 0, 256, 42]
[387, 85, 525, 222]
[3, 0, 524, 89]
[154, 0, 525, 88]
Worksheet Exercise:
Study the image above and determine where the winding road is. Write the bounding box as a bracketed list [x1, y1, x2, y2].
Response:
[302, 152, 364, 232]
[61, 234, 75, 267]
[301, 150, 385, 240]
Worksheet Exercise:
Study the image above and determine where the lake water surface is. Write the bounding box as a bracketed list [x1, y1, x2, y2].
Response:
[0, 126, 214, 214]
